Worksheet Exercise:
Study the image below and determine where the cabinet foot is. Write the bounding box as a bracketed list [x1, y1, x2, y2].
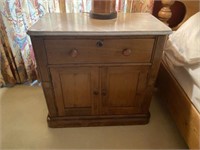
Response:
[47, 113, 150, 128]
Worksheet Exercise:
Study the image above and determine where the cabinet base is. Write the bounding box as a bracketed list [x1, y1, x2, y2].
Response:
[47, 113, 150, 128]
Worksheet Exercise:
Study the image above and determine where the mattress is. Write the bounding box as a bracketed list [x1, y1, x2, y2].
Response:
[163, 54, 200, 113]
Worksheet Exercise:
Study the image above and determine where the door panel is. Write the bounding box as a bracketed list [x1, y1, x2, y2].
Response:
[61, 73, 91, 108]
[50, 67, 99, 116]
[101, 66, 149, 115]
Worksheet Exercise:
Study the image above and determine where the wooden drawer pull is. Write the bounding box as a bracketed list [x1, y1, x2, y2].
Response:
[69, 48, 79, 57]
[96, 40, 104, 47]
[122, 48, 132, 56]
[93, 89, 99, 95]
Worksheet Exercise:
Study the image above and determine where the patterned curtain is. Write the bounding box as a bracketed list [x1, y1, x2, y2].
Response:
[61, 0, 154, 13]
[0, 0, 154, 87]
[117, 0, 154, 13]
[0, 0, 57, 87]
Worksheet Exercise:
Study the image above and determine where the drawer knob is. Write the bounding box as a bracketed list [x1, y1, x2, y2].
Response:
[122, 48, 132, 56]
[93, 89, 99, 95]
[69, 48, 79, 57]
[96, 40, 103, 47]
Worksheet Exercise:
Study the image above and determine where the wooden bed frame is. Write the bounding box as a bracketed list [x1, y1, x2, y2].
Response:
[155, 0, 200, 149]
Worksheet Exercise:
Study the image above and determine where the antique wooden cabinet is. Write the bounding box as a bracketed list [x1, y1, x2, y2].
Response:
[28, 13, 171, 127]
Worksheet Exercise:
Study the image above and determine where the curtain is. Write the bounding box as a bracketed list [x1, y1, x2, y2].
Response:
[0, 13, 19, 87]
[0, 0, 57, 87]
[62, 0, 154, 13]
[117, 0, 154, 13]
[0, 0, 154, 87]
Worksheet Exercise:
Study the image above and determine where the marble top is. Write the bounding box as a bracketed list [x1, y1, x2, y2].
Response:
[27, 13, 172, 36]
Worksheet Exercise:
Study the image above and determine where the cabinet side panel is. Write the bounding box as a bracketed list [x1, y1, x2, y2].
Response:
[31, 37, 57, 116]
[42, 87, 58, 116]
[142, 35, 167, 112]
[30, 37, 50, 81]
[50, 68, 65, 116]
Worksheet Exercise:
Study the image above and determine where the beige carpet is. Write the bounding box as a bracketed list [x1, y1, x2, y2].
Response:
[0, 85, 187, 149]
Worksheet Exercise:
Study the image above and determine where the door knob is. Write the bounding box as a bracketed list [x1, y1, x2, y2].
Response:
[69, 48, 79, 57]
[96, 40, 104, 47]
[93, 89, 99, 95]
[122, 48, 132, 56]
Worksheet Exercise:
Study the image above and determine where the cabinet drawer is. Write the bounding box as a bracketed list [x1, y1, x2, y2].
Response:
[45, 38, 154, 64]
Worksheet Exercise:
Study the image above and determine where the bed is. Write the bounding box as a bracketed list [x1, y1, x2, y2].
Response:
[155, 0, 200, 149]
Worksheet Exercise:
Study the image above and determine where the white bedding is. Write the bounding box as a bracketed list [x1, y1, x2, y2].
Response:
[164, 12, 200, 66]
[162, 12, 200, 112]
[164, 38, 200, 88]
[184, 65, 200, 88]
[163, 54, 200, 113]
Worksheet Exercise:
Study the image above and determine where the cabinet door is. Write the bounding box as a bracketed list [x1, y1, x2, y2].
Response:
[50, 67, 99, 116]
[101, 66, 148, 115]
